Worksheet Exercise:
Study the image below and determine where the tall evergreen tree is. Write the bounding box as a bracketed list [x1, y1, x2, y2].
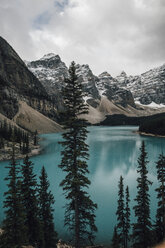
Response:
[111, 226, 120, 248]
[21, 155, 44, 247]
[1, 144, 28, 248]
[155, 153, 165, 243]
[34, 130, 38, 146]
[133, 141, 152, 248]
[38, 166, 58, 248]
[59, 61, 97, 248]
[125, 186, 130, 248]
[116, 176, 125, 248]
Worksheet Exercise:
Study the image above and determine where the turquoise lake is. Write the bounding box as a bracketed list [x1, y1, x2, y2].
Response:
[0, 126, 165, 245]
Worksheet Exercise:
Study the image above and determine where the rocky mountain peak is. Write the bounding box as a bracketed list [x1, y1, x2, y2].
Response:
[40, 53, 59, 60]
[115, 70, 129, 87]
[75, 64, 95, 81]
[75, 64, 100, 100]
[120, 71, 127, 76]
[98, 71, 112, 78]
[28, 53, 66, 71]
[116, 64, 165, 105]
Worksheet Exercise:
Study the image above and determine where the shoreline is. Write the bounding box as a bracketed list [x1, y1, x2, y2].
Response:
[136, 130, 165, 138]
[0, 145, 43, 162]
[0, 133, 58, 162]
[0, 136, 45, 162]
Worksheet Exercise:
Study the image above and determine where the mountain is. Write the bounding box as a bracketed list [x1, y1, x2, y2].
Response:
[115, 65, 165, 105]
[26, 53, 68, 112]
[27, 54, 165, 124]
[0, 36, 62, 133]
[0, 36, 49, 118]
[1, 36, 164, 127]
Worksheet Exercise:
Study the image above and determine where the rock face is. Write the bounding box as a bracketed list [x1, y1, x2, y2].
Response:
[116, 65, 165, 105]
[98, 72, 135, 107]
[27, 54, 68, 111]
[27, 53, 165, 123]
[27, 55, 136, 117]
[1, 35, 164, 126]
[28, 54, 68, 89]
[0, 36, 48, 118]
[0, 36, 60, 122]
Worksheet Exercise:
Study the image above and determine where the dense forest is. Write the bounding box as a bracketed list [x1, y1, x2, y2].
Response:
[100, 113, 165, 136]
[139, 115, 165, 135]
[0, 119, 38, 155]
[100, 112, 165, 129]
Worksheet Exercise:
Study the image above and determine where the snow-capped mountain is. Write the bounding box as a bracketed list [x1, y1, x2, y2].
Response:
[116, 64, 165, 105]
[27, 53, 68, 95]
[27, 54, 135, 107]
[27, 54, 165, 123]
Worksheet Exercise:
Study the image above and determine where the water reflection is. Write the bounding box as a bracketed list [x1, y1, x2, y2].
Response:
[0, 126, 165, 244]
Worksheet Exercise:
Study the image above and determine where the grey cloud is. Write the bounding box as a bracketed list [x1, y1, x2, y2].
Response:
[0, 0, 164, 76]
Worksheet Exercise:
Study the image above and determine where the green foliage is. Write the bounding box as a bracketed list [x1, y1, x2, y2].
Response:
[59, 61, 97, 247]
[21, 155, 44, 247]
[155, 153, 165, 243]
[116, 176, 125, 247]
[125, 186, 130, 248]
[139, 115, 165, 135]
[111, 226, 120, 248]
[38, 166, 58, 248]
[0, 120, 29, 154]
[1, 144, 28, 248]
[133, 141, 152, 248]
[34, 130, 38, 146]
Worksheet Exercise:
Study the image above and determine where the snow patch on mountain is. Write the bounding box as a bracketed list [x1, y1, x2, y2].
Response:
[26, 53, 165, 120]
[41, 53, 57, 60]
[135, 101, 165, 109]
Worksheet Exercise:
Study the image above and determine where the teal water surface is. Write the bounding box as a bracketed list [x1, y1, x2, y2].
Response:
[0, 126, 165, 245]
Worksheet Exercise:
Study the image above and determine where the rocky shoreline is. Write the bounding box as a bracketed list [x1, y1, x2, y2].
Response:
[0, 140, 42, 162]
[136, 131, 165, 138]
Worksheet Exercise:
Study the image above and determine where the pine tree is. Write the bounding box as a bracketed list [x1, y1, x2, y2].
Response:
[111, 226, 120, 248]
[125, 186, 130, 248]
[0, 137, 4, 149]
[116, 176, 125, 248]
[1, 143, 28, 248]
[25, 134, 29, 154]
[155, 153, 165, 243]
[59, 61, 97, 248]
[34, 130, 38, 146]
[38, 166, 58, 248]
[133, 141, 152, 248]
[21, 155, 44, 247]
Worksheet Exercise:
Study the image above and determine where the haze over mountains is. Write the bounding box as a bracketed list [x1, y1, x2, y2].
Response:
[0, 35, 165, 129]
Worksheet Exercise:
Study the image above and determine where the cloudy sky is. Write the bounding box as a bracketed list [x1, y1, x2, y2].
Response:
[0, 0, 165, 76]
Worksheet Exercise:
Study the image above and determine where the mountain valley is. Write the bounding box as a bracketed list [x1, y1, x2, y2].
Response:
[0, 36, 165, 129]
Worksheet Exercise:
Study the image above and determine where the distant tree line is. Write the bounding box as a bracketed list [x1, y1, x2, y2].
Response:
[0, 145, 58, 248]
[112, 141, 165, 248]
[139, 116, 165, 136]
[0, 120, 38, 154]
[100, 112, 165, 136]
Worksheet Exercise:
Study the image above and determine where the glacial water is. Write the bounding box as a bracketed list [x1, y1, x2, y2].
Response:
[0, 126, 165, 245]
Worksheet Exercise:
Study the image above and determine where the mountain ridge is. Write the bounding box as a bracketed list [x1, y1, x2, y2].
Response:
[0, 35, 165, 127]
[0, 36, 62, 133]
[27, 53, 165, 123]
